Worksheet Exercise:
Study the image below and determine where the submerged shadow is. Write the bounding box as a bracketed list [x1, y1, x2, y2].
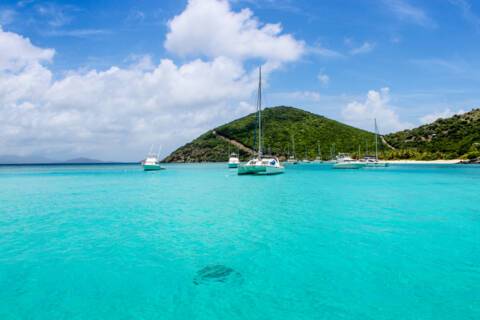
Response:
[193, 264, 243, 285]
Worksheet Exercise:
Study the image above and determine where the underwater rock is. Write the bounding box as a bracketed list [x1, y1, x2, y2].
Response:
[193, 264, 242, 285]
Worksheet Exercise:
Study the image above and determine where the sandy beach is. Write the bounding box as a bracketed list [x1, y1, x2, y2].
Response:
[385, 159, 461, 164]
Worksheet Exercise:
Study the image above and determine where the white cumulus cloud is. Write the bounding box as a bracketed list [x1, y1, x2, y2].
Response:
[0, 50, 257, 160]
[0, 26, 55, 71]
[164, 0, 304, 66]
[342, 88, 413, 133]
[0, 0, 304, 161]
[419, 108, 466, 124]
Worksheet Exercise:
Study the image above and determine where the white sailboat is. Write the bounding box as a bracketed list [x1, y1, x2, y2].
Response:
[142, 145, 165, 171]
[325, 143, 337, 163]
[364, 118, 389, 167]
[287, 156, 298, 164]
[333, 153, 366, 169]
[238, 67, 284, 176]
[286, 135, 298, 164]
[314, 143, 323, 163]
[302, 149, 311, 163]
[228, 152, 240, 168]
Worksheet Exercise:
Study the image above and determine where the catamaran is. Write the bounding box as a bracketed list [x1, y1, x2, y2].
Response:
[238, 67, 284, 175]
[363, 118, 388, 167]
[333, 153, 366, 169]
[142, 145, 165, 171]
[228, 153, 240, 168]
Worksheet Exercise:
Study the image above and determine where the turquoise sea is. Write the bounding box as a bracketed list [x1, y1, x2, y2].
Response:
[0, 163, 479, 319]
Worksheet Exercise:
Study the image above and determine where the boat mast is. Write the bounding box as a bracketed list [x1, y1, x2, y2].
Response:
[257, 67, 262, 158]
[374, 118, 378, 160]
[292, 135, 295, 159]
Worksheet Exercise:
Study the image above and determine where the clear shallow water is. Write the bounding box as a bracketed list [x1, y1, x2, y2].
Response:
[0, 163, 479, 319]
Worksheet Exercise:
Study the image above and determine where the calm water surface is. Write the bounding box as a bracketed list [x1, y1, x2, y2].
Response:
[0, 163, 479, 319]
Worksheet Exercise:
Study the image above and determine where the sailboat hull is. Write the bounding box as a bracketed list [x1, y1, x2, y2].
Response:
[143, 164, 164, 171]
[238, 165, 284, 175]
[365, 162, 389, 168]
[237, 67, 284, 176]
[333, 162, 365, 169]
[228, 163, 239, 168]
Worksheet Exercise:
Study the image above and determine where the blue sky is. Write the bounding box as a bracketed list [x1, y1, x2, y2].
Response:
[1, 0, 479, 160]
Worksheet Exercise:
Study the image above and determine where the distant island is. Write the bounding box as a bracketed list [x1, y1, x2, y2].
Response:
[0, 155, 109, 165]
[0, 154, 56, 164]
[164, 106, 480, 163]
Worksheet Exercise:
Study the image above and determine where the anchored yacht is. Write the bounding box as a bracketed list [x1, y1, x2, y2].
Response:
[333, 153, 365, 169]
[286, 156, 298, 164]
[364, 119, 389, 167]
[238, 67, 284, 176]
[228, 153, 240, 168]
[142, 146, 165, 171]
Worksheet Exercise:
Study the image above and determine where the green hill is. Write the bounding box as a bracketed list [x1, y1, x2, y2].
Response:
[383, 108, 480, 160]
[164, 106, 480, 162]
[164, 106, 379, 162]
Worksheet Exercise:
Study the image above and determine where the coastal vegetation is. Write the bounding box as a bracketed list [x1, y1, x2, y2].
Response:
[164, 106, 377, 162]
[163, 131, 236, 163]
[383, 108, 480, 160]
[164, 106, 480, 162]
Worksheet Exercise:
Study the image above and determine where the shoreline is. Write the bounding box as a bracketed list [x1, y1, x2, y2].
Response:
[383, 159, 461, 164]
[0, 160, 473, 166]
